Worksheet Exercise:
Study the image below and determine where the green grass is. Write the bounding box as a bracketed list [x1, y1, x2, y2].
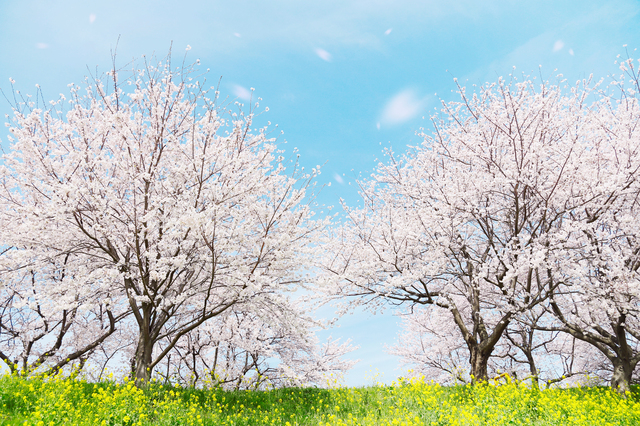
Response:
[0, 373, 639, 425]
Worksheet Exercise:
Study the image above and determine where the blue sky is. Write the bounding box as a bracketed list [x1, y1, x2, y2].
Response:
[1, 0, 640, 386]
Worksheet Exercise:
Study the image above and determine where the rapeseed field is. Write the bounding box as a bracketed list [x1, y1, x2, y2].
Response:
[0, 373, 638, 425]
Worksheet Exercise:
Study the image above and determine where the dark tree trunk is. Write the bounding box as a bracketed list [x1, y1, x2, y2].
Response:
[611, 358, 633, 395]
[134, 337, 154, 387]
[469, 347, 490, 383]
[528, 368, 539, 387]
[132, 303, 155, 387]
[447, 302, 510, 385]
[523, 344, 540, 387]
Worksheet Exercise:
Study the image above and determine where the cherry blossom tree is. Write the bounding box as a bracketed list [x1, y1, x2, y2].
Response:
[0, 53, 329, 386]
[0, 253, 131, 375]
[388, 305, 472, 384]
[153, 301, 355, 389]
[390, 305, 608, 387]
[497, 312, 608, 388]
[532, 55, 640, 393]
[324, 73, 622, 383]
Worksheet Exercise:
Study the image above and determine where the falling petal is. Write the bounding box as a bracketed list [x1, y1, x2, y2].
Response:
[315, 48, 332, 62]
[553, 40, 564, 52]
[232, 84, 252, 101]
[380, 90, 425, 125]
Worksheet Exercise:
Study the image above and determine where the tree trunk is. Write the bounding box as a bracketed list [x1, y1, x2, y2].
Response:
[525, 351, 539, 388]
[134, 336, 154, 387]
[611, 358, 633, 395]
[469, 347, 490, 383]
[133, 303, 154, 387]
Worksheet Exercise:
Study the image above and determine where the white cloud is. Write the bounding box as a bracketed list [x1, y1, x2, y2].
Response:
[569, 48, 574, 56]
[334, 173, 344, 184]
[234, 32, 241, 37]
[36, 43, 49, 49]
[89, 13, 96, 23]
[385, 28, 392, 35]
[553, 39, 564, 52]
[315, 48, 332, 62]
[232, 84, 252, 101]
[380, 89, 425, 126]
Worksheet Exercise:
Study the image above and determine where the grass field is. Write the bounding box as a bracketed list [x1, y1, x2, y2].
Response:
[0, 373, 638, 425]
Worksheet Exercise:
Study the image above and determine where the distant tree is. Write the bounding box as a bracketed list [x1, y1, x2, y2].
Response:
[0, 261, 128, 376]
[388, 305, 472, 384]
[390, 305, 608, 388]
[154, 301, 355, 389]
[0, 53, 330, 386]
[497, 311, 608, 388]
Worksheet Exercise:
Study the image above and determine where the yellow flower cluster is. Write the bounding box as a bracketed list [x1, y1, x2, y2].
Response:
[0, 372, 639, 425]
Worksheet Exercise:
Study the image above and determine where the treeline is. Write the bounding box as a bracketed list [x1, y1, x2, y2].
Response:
[1, 50, 640, 393]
